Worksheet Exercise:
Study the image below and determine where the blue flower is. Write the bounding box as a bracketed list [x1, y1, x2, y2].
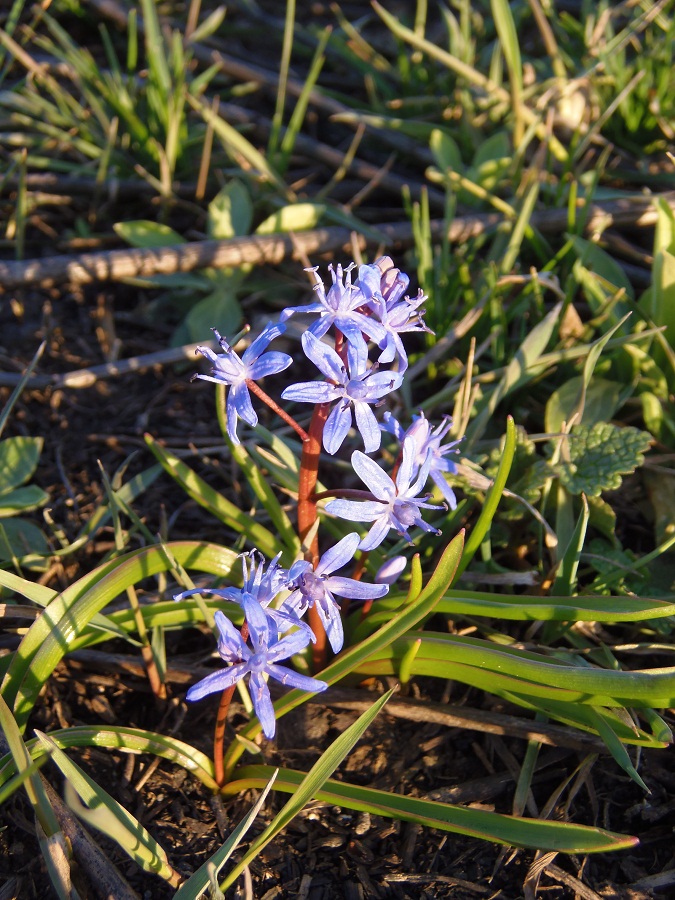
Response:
[285, 533, 389, 653]
[281, 332, 402, 454]
[194, 322, 292, 443]
[174, 549, 312, 641]
[186, 610, 327, 739]
[383, 412, 460, 508]
[356, 258, 431, 373]
[325, 436, 445, 550]
[280, 264, 386, 350]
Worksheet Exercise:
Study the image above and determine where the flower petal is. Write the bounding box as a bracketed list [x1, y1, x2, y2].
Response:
[324, 575, 388, 600]
[281, 382, 341, 404]
[323, 401, 352, 455]
[230, 381, 257, 428]
[186, 663, 248, 701]
[325, 498, 387, 522]
[316, 532, 361, 577]
[353, 402, 381, 453]
[248, 351, 293, 379]
[358, 516, 392, 551]
[301, 332, 345, 383]
[249, 672, 276, 739]
[351, 450, 395, 501]
[266, 663, 328, 695]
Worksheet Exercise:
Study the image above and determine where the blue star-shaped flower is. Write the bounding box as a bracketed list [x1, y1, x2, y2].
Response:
[194, 322, 292, 443]
[325, 436, 445, 550]
[285, 533, 389, 653]
[186, 610, 327, 739]
[281, 332, 402, 454]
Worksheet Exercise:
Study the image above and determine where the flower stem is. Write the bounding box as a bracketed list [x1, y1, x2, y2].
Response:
[213, 620, 249, 787]
[246, 379, 309, 442]
[298, 401, 330, 667]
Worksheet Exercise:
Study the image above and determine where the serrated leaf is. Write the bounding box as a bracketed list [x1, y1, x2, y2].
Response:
[557, 423, 652, 497]
[113, 220, 185, 248]
[0, 437, 43, 493]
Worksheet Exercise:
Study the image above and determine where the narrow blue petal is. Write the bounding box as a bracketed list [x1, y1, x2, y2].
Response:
[186, 663, 248, 701]
[281, 382, 341, 403]
[316, 532, 360, 577]
[353, 402, 381, 453]
[240, 595, 269, 648]
[358, 516, 392, 551]
[431, 471, 458, 509]
[351, 450, 395, 501]
[226, 390, 241, 444]
[323, 575, 388, 600]
[266, 663, 328, 694]
[317, 598, 344, 654]
[323, 402, 352, 455]
[248, 351, 293, 379]
[231, 382, 257, 427]
[325, 498, 387, 522]
[302, 332, 345, 383]
[249, 672, 276, 739]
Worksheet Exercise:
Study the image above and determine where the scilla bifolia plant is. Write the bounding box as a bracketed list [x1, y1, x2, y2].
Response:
[175, 257, 460, 778]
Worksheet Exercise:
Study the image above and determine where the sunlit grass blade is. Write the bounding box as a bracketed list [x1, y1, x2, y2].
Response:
[456, 416, 515, 578]
[3, 541, 238, 728]
[0, 725, 217, 792]
[221, 689, 395, 890]
[174, 770, 278, 899]
[145, 434, 283, 560]
[36, 731, 181, 886]
[225, 765, 637, 853]
[221, 531, 465, 780]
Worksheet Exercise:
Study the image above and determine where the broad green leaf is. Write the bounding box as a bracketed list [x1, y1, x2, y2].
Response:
[255, 202, 325, 235]
[36, 731, 178, 882]
[208, 180, 253, 239]
[0, 484, 49, 516]
[546, 377, 624, 433]
[113, 220, 185, 248]
[0, 436, 43, 493]
[571, 236, 635, 301]
[181, 287, 242, 345]
[557, 423, 652, 496]
[472, 130, 512, 169]
[429, 128, 462, 173]
[221, 690, 394, 890]
[225, 765, 636, 853]
[0, 519, 50, 563]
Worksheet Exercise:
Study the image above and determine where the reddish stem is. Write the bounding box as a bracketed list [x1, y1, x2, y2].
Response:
[213, 620, 248, 788]
[246, 379, 309, 442]
[298, 402, 330, 668]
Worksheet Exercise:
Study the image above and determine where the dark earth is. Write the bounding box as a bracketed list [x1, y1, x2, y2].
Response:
[0, 277, 674, 900]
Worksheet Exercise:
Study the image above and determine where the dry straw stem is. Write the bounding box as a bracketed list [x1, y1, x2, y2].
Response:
[1, 192, 672, 291]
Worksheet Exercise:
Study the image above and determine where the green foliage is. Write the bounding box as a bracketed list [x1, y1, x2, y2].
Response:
[555, 423, 652, 497]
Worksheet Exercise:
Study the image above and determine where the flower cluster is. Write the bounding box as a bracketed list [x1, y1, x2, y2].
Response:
[183, 257, 461, 740]
[176, 539, 388, 738]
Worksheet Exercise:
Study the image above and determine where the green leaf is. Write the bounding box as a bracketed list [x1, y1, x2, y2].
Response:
[221, 690, 395, 890]
[429, 128, 462, 173]
[0, 485, 49, 516]
[0, 519, 50, 561]
[144, 435, 281, 560]
[557, 423, 652, 496]
[113, 220, 185, 248]
[571, 236, 635, 303]
[186, 5, 227, 45]
[255, 202, 325, 235]
[180, 287, 242, 345]
[546, 377, 624, 433]
[207, 180, 253, 239]
[0, 437, 43, 493]
[226, 764, 637, 853]
[35, 731, 178, 882]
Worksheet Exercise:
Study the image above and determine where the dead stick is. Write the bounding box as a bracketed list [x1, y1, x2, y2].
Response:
[1, 194, 672, 291]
